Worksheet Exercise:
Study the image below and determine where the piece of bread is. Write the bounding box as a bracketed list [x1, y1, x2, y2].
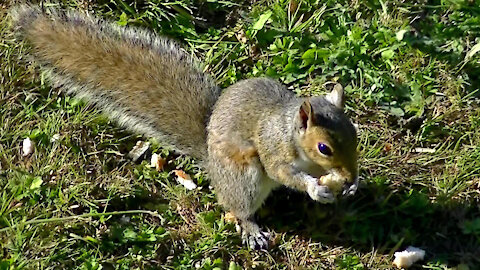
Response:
[318, 173, 345, 195]
[393, 246, 426, 268]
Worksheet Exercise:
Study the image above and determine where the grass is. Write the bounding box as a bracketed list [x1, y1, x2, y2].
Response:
[1, 0, 480, 269]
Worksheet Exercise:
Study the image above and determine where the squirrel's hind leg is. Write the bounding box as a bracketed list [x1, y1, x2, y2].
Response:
[207, 139, 279, 249]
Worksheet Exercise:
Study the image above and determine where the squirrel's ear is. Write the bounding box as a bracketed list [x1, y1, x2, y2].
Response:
[325, 83, 345, 109]
[299, 99, 314, 129]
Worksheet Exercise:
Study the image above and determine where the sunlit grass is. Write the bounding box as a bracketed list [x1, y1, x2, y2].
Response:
[1, 0, 480, 269]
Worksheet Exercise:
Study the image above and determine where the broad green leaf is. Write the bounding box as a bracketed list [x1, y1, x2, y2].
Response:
[228, 262, 242, 270]
[465, 42, 480, 61]
[389, 107, 404, 117]
[117, 12, 128, 26]
[252, 11, 272, 30]
[302, 48, 329, 64]
[123, 229, 137, 240]
[396, 29, 408, 41]
[30, 177, 43, 190]
[381, 49, 395, 60]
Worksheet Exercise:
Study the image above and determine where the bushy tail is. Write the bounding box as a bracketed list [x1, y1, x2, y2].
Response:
[11, 5, 221, 160]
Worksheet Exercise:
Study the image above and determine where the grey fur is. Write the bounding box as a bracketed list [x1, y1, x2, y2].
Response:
[11, 5, 358, 250]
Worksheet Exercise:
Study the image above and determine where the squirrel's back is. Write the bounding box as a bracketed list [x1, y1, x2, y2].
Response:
[208, 78, 296, 141]
[11, 5, 221, 160]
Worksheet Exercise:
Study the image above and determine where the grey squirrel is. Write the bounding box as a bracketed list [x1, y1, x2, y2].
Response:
[11, 4, 359, 250]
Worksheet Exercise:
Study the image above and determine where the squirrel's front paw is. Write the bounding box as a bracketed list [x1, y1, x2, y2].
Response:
[307, 182, 335, 204]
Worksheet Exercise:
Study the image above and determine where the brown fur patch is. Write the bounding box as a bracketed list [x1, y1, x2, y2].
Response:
[211, 138, 258, 168]
[228, 145, 258, 166]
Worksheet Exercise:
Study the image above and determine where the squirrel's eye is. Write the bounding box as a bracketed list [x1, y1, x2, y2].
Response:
[318, 143, 333, 156]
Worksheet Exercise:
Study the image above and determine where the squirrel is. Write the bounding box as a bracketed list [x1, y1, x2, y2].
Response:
[11, 4, 359, 250]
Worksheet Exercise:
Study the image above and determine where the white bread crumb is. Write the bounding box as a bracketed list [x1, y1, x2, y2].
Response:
[22, 138, 34, 156]
[173, 170, 197, 190]
[150, 153, 166, 171]
[318, 173, 345, 195]
[50, 134, 61, 143]
[393, 246, 425, 268]
[128, 141, 150, 161]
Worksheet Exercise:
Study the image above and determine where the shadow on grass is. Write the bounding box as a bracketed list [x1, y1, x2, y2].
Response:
[259, 182, 480, 267]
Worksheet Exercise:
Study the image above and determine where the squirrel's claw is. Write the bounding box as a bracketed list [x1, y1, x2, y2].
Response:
[342, 177, 359, 197]
[242, 230, 270, 250]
